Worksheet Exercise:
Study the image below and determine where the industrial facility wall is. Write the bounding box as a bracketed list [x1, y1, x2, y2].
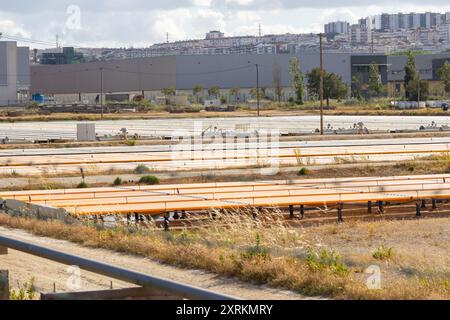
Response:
[30, 53, 352, 95]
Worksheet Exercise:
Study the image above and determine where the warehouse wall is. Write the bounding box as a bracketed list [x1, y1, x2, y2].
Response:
[17, 47, 30, 87]
[31, 53, 355, 96]
[387, 53, 450, 82]
[31, 55, 177, 95]
[0, 42, 18, 106]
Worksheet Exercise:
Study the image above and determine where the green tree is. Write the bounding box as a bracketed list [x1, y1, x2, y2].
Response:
[250, 88, 265, 99]
[307, 68, 348, 106]
[273, 61, 283, 103]
[438, 61, 450, 97]
[404, 50, 417, 99]
[208, 86, 220, 98]
[161, 87, 176, 96]
[368, 62, 383, 98]
[289, 57, 304, 105]
[406, 74, 429, 101]
[193, 85, 204, 103]
[352, 76, 364, 101]
[229, 87, 240, 102]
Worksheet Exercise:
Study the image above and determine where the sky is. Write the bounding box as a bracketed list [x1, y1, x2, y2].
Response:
[1, 0, 450, 48]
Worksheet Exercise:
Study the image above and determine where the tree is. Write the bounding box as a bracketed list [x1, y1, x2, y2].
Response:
[250, 88, 265, 100]
[273, 61, 283, 103]
[208, 86, 220, 98]
[352, 76, 364, 101]
[161, 87, 176, 96]
[404, 50, 417, 99]
[193, 85, 204, 103]
[307, 68, 348, 106]
[289, 57, 304, 105]
[368, 62, 383, 98]
[229, 87, 240, 102]
[438, 61, 450, 97]
[406, 74, 429, 101]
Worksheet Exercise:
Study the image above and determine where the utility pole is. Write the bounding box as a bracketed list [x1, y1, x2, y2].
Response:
[319, 33, 324, 135]
[100, 67, 104, 119]
[417, 71, 421, 106]
[256, 63, 260, 117]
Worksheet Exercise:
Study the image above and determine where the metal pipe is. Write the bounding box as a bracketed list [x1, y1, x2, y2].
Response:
[0, 235, 237, 301]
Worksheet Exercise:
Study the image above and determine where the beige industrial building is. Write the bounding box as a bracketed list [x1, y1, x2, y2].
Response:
[0, 41, 30, 106]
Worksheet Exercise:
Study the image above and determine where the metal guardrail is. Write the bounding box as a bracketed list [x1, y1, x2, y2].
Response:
[0, 234, 238, 300]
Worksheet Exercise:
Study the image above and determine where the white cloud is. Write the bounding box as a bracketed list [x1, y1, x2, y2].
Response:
[2, 1, 450, 48]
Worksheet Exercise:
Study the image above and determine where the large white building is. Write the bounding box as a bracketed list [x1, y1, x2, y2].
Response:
[0, 41, 30, 106]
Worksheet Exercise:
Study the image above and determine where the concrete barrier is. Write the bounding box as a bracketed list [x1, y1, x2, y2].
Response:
[2, 199, 73, 223]
[0, 270, 9, 300]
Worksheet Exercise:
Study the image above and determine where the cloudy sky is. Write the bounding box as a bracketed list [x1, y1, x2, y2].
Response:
[2, 0, 450, 48]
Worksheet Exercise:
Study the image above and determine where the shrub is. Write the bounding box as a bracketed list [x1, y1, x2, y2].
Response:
[113, 177, 123, 186]
[134, 165, 150, 174]
[126, 139, 137, 146]
[139, 175, 160, 185]
[373, 246, 396, 261]
[306, 249, 349, 275]
[77, 181, 89, 189]
[298, 167, 310, 176]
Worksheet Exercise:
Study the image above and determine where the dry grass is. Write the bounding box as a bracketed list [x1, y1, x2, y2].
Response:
[0, 211, 448, 300]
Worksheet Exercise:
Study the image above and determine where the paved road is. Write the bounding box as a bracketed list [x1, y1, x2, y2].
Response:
[0, 115, 448, 140]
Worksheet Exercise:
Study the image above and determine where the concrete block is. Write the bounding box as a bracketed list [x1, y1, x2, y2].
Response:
[0, 270, 9, 300]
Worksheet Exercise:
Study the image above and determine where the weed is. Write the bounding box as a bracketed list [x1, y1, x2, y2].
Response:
[373, 246, 396, 261]
[126, 139, 137, 147]
[306, 249, 349, 275]
[241, 234, 270, 261]
[10, 278, 37, 300]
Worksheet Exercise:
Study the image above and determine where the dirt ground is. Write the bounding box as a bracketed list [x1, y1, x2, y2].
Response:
[303, 218, 450, 289]
[0, 226, 307, 300]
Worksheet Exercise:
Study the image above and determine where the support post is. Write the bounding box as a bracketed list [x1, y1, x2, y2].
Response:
[163, 213, 170, 232]
[378, 201, 384, 214]
[289, 205, 294, 219]
[338, 203, 344, 224]
[421, 200, 427, 209]
[300, 205, 305, 220]
[0, 246, 7, 255]
[256, 64, 260, 117]
[368, 201, 372, 214]
[416, 202, 422, 217]
[319, 33, 324, 135]
[0, 270, 9, 300]
[432, 199, 437, 210]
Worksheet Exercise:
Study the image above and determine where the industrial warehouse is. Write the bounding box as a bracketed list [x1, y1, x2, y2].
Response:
[29, 52, 450, 104]
[1, 1, 450, 307]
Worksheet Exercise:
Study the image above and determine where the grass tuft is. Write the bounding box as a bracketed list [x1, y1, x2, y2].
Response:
[373, 245, 396, 261]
